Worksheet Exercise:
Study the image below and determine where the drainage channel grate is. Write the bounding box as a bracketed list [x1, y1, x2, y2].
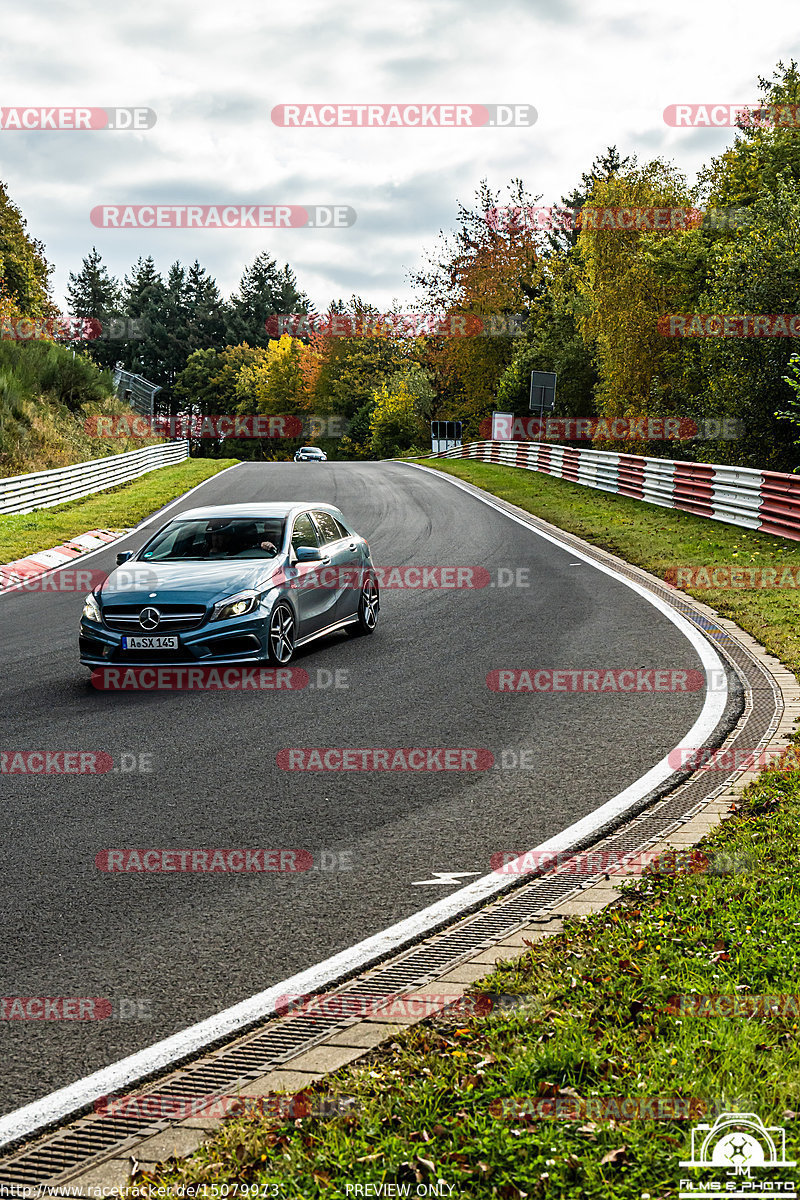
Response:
[0, 502, 788, 1191]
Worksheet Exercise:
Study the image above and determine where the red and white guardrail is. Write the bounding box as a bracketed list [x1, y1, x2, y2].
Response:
[430, 441, 800, 540]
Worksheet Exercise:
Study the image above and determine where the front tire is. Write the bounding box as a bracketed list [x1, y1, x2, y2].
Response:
[267, 602, 296, 664]
[348, 574, 379, 637]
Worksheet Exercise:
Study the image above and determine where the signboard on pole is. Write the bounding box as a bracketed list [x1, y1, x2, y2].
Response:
[529, 370, 557, 414]
[431, 420, 462, 453]
[491, 412, 515, 440]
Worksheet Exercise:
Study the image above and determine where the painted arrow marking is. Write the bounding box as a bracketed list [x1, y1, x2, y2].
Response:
[411, 871, 481, 887]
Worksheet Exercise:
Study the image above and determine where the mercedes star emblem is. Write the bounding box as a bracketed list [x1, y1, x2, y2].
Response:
[139, 607, 161, 631]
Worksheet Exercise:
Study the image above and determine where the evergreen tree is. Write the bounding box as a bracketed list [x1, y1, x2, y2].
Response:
[546, 145, 632, 254]
[66, 248, 122, 369]
[226, 253, 311, 347]
[184, 260, 226, 352]
[120, 257, 169, 401]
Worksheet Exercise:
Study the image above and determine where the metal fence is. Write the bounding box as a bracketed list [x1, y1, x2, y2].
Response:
[112, 368, 162, 417]
[0, 442, 190, 515]
[429, 440, 800, 541]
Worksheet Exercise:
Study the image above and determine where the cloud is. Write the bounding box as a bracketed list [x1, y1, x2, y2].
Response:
[1, 0, 796, 312]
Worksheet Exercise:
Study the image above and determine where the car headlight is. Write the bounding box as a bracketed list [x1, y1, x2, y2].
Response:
[210, 590, 260, 622]
[82, 592, 102, 623]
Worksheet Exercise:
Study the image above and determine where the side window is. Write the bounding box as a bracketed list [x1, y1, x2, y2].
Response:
[312, 511, 344, 545]
[333, 517, 350, 539]
[291, 512, 319, 553]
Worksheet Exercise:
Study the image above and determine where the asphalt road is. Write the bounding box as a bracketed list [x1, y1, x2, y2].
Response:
[0, 460, 714, 1113]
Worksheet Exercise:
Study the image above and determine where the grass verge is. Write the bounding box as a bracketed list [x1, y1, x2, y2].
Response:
[147, 459, 800, 1198]
[0, 458, 239, 562]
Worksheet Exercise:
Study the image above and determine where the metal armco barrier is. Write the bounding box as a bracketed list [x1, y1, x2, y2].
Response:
[430, 440, 800, 540]
[0, 442, 190, 515]
[112, 368, 161, 417]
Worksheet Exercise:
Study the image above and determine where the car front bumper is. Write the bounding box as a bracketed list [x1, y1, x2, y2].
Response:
[79, 610, 272, 667]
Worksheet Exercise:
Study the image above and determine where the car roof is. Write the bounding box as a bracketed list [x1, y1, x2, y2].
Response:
[172, 503, 343, 521]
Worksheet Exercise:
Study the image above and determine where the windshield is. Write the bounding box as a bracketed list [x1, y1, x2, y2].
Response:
[139, 517, 287, 562]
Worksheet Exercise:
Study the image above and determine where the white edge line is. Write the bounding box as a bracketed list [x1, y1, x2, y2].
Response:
[0, 458, 729, 1151]
[0, 462, 246, 598]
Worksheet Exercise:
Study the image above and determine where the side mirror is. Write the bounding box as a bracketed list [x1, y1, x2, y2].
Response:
[295, 545, 322, 563]
[116, 551, 133, 565]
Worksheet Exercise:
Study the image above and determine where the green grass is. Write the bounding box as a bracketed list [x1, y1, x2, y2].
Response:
[0, 458, 239, 561]
[146, 458, 800, 1199]
[152, 767, 800, 1199]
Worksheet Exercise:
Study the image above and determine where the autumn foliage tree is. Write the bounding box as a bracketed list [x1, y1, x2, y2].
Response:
[575, 158, 701, 437]
[412, 179, 540, 437]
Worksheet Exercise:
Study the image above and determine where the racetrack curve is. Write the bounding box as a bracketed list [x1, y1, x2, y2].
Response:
[0, 460, 717, 1114]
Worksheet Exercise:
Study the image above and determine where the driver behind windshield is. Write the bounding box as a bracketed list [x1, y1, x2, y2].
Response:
[205, 526, 234, 556]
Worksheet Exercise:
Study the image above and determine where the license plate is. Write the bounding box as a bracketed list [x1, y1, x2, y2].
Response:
[122, 635, 179, 650]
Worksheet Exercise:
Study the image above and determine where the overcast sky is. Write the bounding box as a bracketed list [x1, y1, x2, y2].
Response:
[1, 0, 798, 315]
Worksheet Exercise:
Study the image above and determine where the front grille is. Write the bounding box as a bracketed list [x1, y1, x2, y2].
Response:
[103, 604, 207, 632]
[112, 647, 197, 663]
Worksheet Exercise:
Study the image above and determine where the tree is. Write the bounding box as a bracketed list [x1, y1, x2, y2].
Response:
[67, 248, 120, 319]
[412, 179, 540, 436]
[575, 158, 701, 441]
[226, 253, 311, 347]
[184, 260, 226, 352]
[235, 335, 306, 414]
[311, 297, 410, 419]
[497, 251, 597, 418]
[0, 180, 56, 325]
[697, 61, 800, 210]
[696, 175, 800, 470]
[369, 372, 429, 458]
[545, 145, 632, 255]
[66, 248, 123, 370]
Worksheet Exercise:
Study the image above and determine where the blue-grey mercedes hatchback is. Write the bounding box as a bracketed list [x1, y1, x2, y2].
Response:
[79, 503, 379, 667]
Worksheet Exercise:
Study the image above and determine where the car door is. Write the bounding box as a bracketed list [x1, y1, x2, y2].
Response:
[311, 510, 362, 622]
[289, 511, 332, 636]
